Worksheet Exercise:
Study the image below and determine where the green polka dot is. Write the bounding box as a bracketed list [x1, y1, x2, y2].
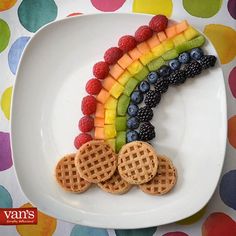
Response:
[177, 206, 207, 225]
[183, 0, 223, 18]
[18, 0, 57, 33]
[0, 19, 10, 53]
[70, 225, 108, 236]
[115, 227, 157, 236]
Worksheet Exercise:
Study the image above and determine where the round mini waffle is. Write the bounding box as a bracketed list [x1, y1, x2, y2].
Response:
[75, 140, 117, 183]
[118, 141, 158, 184]
[97, 170, 132, 194]
[55, 153, 91, 193]
[139, 155, 177, 195]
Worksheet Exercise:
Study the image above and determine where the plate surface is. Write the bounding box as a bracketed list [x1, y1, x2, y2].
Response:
[11, 13, 227, 229]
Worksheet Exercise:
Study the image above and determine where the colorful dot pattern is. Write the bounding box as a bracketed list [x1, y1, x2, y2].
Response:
[0, 0, 235, 235]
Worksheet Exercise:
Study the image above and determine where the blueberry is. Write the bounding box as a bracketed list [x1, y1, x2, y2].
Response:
[178, 52, 190, 64]
[190, 48, 204, 60]
[138, 81, 150, 93]
[147, 72, 160, 84]
[127, 117, 140, 130]
[131, 91, 143, 104]
[127, 104, 139, 117]
[158, 65, 172, 77]
[126, 130, 139, 142]
[169, 59, 181, 71]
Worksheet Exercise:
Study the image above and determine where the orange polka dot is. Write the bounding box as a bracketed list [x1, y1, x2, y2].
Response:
[204, 24, 236, 64]
[0, 0, 17, 12]
[228, 116, 236, 148]
[16, 203, 57, 236]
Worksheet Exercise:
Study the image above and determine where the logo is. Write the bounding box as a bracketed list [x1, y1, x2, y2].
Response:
[0, 208, 37, 225]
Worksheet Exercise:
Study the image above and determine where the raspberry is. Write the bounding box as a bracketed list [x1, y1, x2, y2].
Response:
[81, 95, 96, 115]
[149, 15, 168, 32]
[104, 47, 123, 65]
[118, 35, 137, 52]
[86, 78, 102, 95]
[93, 61, 109, 80]
[74, 133, 92, 149]
[135, 25, 153, 43]
[79, 116, 94, 132]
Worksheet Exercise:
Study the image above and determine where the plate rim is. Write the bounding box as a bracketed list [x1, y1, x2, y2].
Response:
[10, 12, 227, 229]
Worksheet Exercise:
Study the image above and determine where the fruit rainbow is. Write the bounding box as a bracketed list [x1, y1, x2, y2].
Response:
[75, 15, 216, 153]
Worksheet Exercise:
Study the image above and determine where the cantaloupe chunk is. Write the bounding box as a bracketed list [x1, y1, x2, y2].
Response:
[103, 76, 116, 91]
[95, 127, 104, 140]
[147, 34, 160, 48]
[128, 47, 142, 60]
[117, 53, 133, 69]
[96, 89, 110, 104]
[165, 26, 177, 38]
[95, 103, 105, 118]
[117, 70, 132, 86]
[110, 82, 124, 98]
[94, 117, 104, 127]
[137, 42, 150, 54]
[109, 64, 124, 79]
[176, 20, 189, 34]
[157, 31, 167, 42]
[127, 60, 143, 75]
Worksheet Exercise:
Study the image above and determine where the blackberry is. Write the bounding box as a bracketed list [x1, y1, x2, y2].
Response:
[137, 106, 153, 122]
[139, 122, 155, 141]
[154, 78, 169, 93]
[144, 90, 161, 108]
[168, 70, 187, 85]
[184, 60, 202, 78]
[199, 55, 217, 69]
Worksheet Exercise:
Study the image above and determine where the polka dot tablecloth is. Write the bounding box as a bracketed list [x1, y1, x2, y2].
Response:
[0, 0, 235, 235]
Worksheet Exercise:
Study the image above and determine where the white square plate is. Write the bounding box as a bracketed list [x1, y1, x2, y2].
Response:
[11, 13, 227, 229]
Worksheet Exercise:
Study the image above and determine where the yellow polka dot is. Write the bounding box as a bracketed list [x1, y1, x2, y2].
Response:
[1, 86, 12, 120]
[204, 24, 236, 64]
[16, 203, 57, 236]
[0, 0, 17, 12]
[177, 206, 207, 225]
[132, 0, 173, 17]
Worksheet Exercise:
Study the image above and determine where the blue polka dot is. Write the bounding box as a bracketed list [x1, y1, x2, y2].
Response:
[219, 170, 236, 210]
[8, 36, 30, 75]
[70, 225, 108, 236]
[0, 185, 13, 208]
[115, 227, 157, 236]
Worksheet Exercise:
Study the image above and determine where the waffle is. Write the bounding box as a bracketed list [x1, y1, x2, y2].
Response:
[139, 155, 177, 195]
[55, 153, 91, 193]
[75, 140, 117, 183]
[98, 170, 132, 194]
[118, 141, 158, 184]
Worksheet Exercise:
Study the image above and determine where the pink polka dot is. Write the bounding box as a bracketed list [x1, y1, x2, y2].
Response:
[163, 232, 189, 236]
[91, 0, 125, 12]
[228, 67, 236, 98]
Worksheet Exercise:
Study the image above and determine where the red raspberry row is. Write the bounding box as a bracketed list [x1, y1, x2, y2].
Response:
[74, 15, 168, 149]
